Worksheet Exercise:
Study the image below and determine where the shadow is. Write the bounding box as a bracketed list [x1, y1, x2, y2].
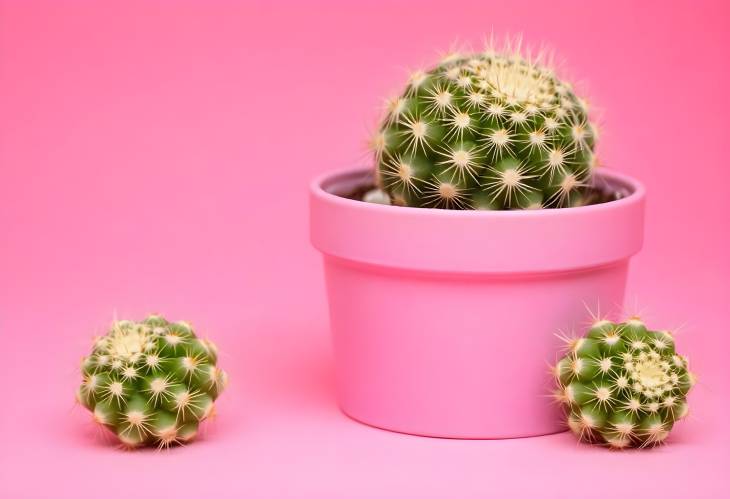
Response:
[63, 311, 335, 450]
[66, 400, 226, 452]
[221, 314, 337, 415]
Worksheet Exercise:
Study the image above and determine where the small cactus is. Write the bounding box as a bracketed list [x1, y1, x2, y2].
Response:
[553, 318, 694, 449]
[77, 316, 227, 449]
[372, 41, 597, 209]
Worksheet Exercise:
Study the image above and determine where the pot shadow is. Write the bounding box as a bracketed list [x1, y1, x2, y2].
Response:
[221, 315, 337, 416]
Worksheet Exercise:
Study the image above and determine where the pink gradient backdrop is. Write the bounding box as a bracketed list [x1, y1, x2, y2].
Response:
[1, 1, 728, 497]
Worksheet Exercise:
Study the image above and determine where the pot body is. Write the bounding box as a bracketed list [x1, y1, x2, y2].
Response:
[310, 168, 645, 439]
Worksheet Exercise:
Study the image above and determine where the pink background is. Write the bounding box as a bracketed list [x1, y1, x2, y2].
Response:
[1, 1, 728, 497]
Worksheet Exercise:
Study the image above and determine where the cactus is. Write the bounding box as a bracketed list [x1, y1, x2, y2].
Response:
[76, 316, 227, 448]
[553, 318, 694, 448]
[372, 42, 598, 209]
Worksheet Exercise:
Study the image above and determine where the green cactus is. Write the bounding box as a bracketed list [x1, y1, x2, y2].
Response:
[76, 316, 227, 448]
[553, 318, 694, 449]
[371, 44, 598, 209]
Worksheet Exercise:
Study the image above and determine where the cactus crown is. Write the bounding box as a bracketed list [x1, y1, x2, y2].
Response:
[553, 318, 694, 449]
[77, 316, 227, 449]
[373, 43, 597, 210]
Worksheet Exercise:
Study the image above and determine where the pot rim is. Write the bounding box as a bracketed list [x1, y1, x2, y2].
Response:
[310, 167, 645, 274]
[310, 167, 645, 218]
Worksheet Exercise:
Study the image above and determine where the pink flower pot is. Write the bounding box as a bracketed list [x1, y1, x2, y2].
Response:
[310, 167, 645, 439]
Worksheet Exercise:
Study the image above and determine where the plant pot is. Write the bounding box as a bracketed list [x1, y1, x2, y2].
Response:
[309, 167, 645, 439]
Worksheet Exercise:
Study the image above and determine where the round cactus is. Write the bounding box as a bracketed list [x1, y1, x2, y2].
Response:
[372, 45, 598, 209]
[76, 316, 228, 448]
[553, 318, 694, 449]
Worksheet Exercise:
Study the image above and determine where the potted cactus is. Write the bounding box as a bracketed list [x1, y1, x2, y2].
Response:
[310, 44, 645, 438]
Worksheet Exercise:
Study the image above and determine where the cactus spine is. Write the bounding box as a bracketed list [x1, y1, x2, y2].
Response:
[373, 43, 597, 209]
[553, 318, 694, 448]
[77, 316, 227, 448]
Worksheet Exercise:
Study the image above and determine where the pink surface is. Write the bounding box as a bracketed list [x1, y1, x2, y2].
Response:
[312, 168, 641, 438]
[1, 0, 728, 497]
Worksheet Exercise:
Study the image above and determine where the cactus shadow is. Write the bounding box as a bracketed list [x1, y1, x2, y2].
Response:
[67, 402, 222, 452]
[66, 315, 336, 450]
